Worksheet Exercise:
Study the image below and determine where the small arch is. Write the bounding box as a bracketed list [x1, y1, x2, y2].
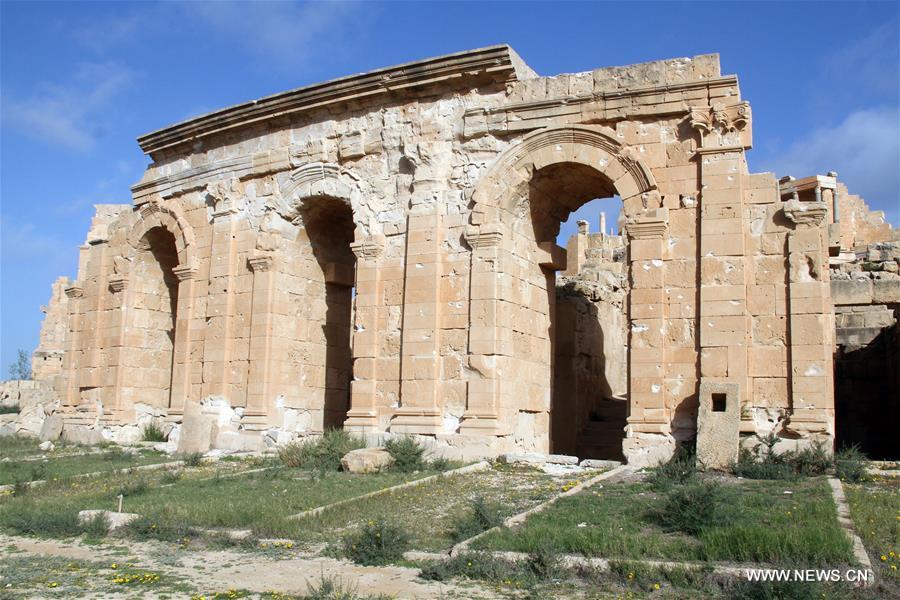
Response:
[126, 201, 195, 268]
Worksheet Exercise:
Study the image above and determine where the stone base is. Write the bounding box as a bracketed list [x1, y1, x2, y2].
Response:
[622, 431, 676, 468]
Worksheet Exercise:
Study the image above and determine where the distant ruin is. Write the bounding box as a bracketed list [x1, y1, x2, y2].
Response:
[7, 46, 897, 465]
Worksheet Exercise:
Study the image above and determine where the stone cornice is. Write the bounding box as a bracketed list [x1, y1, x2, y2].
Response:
[626, 208, 669, 239]
[137, 45, 521, 156]
[247, 253, 275, 273]
[783, 200, 829, 228]
[462, 75, 740, 138]
[350, 235, 386, 260]
[465, 223, 504, 250]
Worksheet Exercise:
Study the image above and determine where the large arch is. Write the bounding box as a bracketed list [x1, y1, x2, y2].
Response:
[462, 125, 666, 453]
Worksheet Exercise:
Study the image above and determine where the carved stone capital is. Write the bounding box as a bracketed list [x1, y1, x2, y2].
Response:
[783, 199, 828, 228]
[690, 101, 752, 149]
[247, 252, 275, 273]
[464, 223, 504, 250]
[350, 235, 385, 260]
[172, 264, 199, 281]
[64, 284, 84, 299]
[108, 276, 127, 293]
[626, 208, 669, 240]
[206, 178, 243, 219]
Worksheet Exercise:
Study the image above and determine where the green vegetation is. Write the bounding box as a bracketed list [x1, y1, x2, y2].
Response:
[647, 443, 697, 491]
[291, 466, 559, 552]
[733, 435, 853, 481]
[475, 477, 854, 566]
[0, 404, 19, 415]
[383, 437, 425, 472]
[834, 446, 868, 483]
[657, 481, 724, 535]
[845, 477, 899, 591]
[341, 519, 409, 565]
[0, 448, 171, 485]
[449, 495, 504, 542]
[278, 429, 365, 472]
[141, 421, 167, 442]
[180, 451, 204, 467]
[7, 349, 32, 380]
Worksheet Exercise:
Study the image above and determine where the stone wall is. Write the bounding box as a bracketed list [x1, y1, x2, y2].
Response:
[34, 46, 843, 463]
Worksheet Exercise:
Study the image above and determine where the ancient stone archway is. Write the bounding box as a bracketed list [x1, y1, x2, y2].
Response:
[463, 125, 661, 453]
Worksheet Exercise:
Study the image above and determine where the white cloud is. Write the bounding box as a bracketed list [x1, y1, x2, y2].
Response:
[758, 107, 900, 226]
[2, 62, 134, 151]
[72, 13, 142, 53]
[181, 1, 361, 69]
[0, 217, 72, 264]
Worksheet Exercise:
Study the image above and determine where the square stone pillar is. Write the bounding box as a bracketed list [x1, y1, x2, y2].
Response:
[169, 262, 198, 414]
[624, 208, 671, 434]
[344, 235, 386, 431]
[459, 222, 506, 435]
[391, 204, 444, 434]
[62, 282, 85, 407]
[245, 252, 276, 419]
[782, 200, 834, 439]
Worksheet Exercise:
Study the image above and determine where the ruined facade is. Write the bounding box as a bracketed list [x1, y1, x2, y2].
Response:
[30, 46, 896, 465]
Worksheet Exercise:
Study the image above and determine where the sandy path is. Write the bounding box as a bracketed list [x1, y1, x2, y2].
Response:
[0, 534, 497, 599]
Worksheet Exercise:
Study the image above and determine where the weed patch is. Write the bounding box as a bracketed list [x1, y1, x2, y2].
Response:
[647, 444, 697, 491]
[180, 452, 204, 467]
[450, 495, 503, 542]
[384, 437, 425, 472]
[834, 446, 868, 483]
[657, 482, 724, 535]
[278, 430, 365, 472]
[341, 519, 409, 566]
[142, 421, 167, 442]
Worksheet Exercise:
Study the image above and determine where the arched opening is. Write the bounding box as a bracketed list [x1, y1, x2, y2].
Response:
[297, 197, 356, 430]
[520, 163, 630, 458]
[129, 226, 179, 408]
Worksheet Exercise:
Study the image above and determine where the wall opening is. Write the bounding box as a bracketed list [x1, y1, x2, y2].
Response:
[299, 197, 356, 430]
[711, 393, 727, 412]
[517, 162, 629, 458]
[129, 226, 179, 409]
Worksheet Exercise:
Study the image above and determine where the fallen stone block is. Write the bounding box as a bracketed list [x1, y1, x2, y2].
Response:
[341, 447, 394, 473]
[578, 459, 622, 469]
[39, 414, 63, 442]
[38, 440, 54, 452]
[77, 510, 139, 532]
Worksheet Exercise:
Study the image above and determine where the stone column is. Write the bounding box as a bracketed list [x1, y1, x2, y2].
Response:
[169, 262, 198, 414]
[107, 273, 128, 413]
[782, 200, 834, 439]
[245, 252, 275, 418]
[391, 204, 444, 434]
[459, 222, 506, 435]
[344, 235, 385, 431]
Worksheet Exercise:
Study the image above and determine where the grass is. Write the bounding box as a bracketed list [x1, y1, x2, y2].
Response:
[0, 404, 19, 414]
[291, 465, 561, 552]
[278, 429, 365, 472]
[0, 448, 171, 485]
[0, 435, 44, 460]
[383, 437, 426, 472]
[845, 477, 899, 593]
[475, 477, 854, 566]
[341, 519, 409, 565]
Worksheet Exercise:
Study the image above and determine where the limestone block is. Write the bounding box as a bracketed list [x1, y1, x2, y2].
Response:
[177, 414, 217, 454]
[873, 280, 900, 304]
[78, 510, 139, 532]
[63, 425, 104, 446]
[696, 381, 740, 470]
[340, 448, 394, 473]
[39, 440, 54, 451]
[39, 414, 63, 442]
[214, 431, 266, 453]
[830, 280, 873, 305]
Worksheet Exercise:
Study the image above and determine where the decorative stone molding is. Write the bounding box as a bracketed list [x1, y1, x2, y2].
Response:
[206, 178, 242, 218]
[464, 223, 504, 250]
[350, 235, 385, 260]
[172, 264, 199, 282]
[108, 276, 127, 293]
[247, 253, 275, 273]
[783, 199, 828, 228]
[64, 285, 84, 299]
[626, 208, 669, 239]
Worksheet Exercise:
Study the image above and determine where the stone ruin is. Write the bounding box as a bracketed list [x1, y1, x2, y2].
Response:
[4, 46, 898, 466]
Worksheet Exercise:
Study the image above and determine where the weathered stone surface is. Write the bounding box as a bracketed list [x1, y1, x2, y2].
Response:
[177, 414, 216, 454]
[341, 448, 394, 473]
[63, 425, 104, 446]
[696, 382, 740, 470]
[25, 46, 896, 466]
[39, 414, 63, 442]
[38, 440, 54, 451]
[77, 510, 139, 532]
[578, 459, 622, 469]
[215, 431, 266, 453]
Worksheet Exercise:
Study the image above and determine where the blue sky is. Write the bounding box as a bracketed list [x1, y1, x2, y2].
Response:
[1, 1, 898, 375]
